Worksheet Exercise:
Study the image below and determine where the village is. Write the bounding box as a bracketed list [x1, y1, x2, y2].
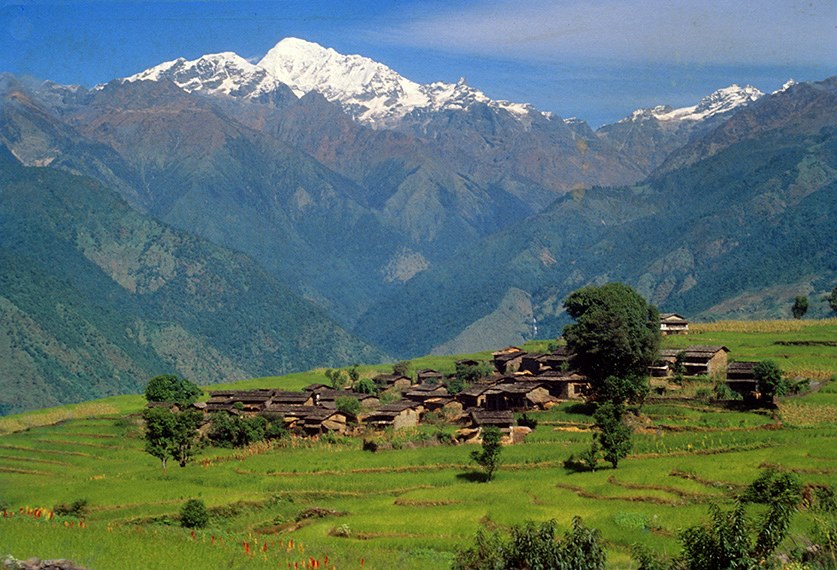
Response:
[180, 313, 765, 442]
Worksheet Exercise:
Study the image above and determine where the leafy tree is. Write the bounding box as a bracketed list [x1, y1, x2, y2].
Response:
[470, 426, 502, 482]
[592, 401, 632, 469]
[634, 468, 802, 569]
[353, 377, 378, 395]
[347, 364, 360, 384]
[792, 295, 809, 319]
[144, 374, 202, 406]
[599, 374, 648, 406]
[455, 361, 493, 384]
[753, 360, 787, 399]
[207, 413, 268, 448]
[563, 283, 660, 402]
[142, 407, 202, 475]
[452, 517, 605, 570]
[335, 396, 361, 417]
[829, 286, 837, 315]
[180, 499, 209, 529]
[448, 361, 492, 395]
[392, 360, 411, 377]
[324, 368, 348, 389]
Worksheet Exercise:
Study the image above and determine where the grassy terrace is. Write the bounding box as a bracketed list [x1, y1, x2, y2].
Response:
[1, 319, 835, 569]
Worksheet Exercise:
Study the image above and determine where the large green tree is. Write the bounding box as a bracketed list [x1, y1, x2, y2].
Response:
[143, 407, 202, 475]
[828, 286, 837, 315]
[144, 375, 202, 406]
[563, 283, 660, 401]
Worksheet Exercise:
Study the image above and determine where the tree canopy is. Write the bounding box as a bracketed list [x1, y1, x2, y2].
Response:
[563, 283, 660, 393]
[144, 374, 202, 406]
[470, 426, 503, 482]
[142, 406, 202, 475]
[791, 295, 809, 319]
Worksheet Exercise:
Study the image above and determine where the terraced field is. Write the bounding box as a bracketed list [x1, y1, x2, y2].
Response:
[1, 320, 835, 569]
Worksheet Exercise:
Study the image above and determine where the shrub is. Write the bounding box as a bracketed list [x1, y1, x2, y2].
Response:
[742, 467, 802, 505]
[208, 413, 269, 448]
[452, 517, 605, 570]
[353, 377, 378, 394]
[54, 498, 88, 518]
[180, 499, 209, 529]
[713, 381, 740, 400]
[754, 360, 788, 398]
[335, 396, 361, 417]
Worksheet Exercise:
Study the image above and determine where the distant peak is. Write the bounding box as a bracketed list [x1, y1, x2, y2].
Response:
[123, 50, 287, 100]
[620, 83, 763, 125]
[773, 79, 797, 94]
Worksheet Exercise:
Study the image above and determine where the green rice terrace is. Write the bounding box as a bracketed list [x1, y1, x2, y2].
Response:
[1, 319, 835, 569]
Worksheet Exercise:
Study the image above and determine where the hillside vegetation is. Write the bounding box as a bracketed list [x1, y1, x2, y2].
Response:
[1, 320, 834, 569]
[0, 146, 384, 415]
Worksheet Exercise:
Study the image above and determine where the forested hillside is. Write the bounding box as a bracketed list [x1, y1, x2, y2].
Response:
[0, 146, 384, 414]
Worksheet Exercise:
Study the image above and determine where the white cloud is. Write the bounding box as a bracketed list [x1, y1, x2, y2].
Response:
[375, 0, 836, 66]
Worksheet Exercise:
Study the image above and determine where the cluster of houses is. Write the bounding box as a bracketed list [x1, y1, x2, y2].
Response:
[174, 313, 767, 440]
[192, 348, 594, 441]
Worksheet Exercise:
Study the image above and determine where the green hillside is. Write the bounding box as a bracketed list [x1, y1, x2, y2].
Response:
[0, 320, 834, 569]
[0, 146, 385, 415]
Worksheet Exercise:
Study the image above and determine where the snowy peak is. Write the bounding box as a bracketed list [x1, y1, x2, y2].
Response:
[258, 37, 429, 124]
[258, 37, 543, 126]
[620, 84, 764, 124]
[124, 52, 287, 101]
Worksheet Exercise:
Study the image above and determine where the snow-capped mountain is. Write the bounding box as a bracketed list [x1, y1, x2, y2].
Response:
[257, 38, 544, 126]
[121, 38, 545, 127]
[123, 52, 291, 103]
[620, 84, 764, 125]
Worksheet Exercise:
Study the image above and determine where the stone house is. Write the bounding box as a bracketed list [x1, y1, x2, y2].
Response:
[660, 313, 689, 335]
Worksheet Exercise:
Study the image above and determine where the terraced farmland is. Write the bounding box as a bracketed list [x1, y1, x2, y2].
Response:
[1, 320, 835, 569]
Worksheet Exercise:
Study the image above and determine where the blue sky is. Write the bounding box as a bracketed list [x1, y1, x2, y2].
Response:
[3, 0, 835, 126]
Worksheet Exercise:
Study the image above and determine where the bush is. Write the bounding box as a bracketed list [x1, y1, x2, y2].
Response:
[713, 381, 740, 400]
[742, 467, 802, 505]
[208, 413, 270, 448]
[353, 377, 378, 395]
[754, 360, 788, 398]
[335, 396, 361, 417]
[180, 499, 209, 529]
[453, 517, 605, 570]
[54, 498, 88, 518]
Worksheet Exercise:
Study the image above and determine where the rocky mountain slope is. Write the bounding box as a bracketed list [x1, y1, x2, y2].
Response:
[0, 145, 384, 414]
[355, 78, 837, 356]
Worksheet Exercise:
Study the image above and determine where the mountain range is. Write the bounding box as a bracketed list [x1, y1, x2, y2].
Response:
[1, 37, 834, 412]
